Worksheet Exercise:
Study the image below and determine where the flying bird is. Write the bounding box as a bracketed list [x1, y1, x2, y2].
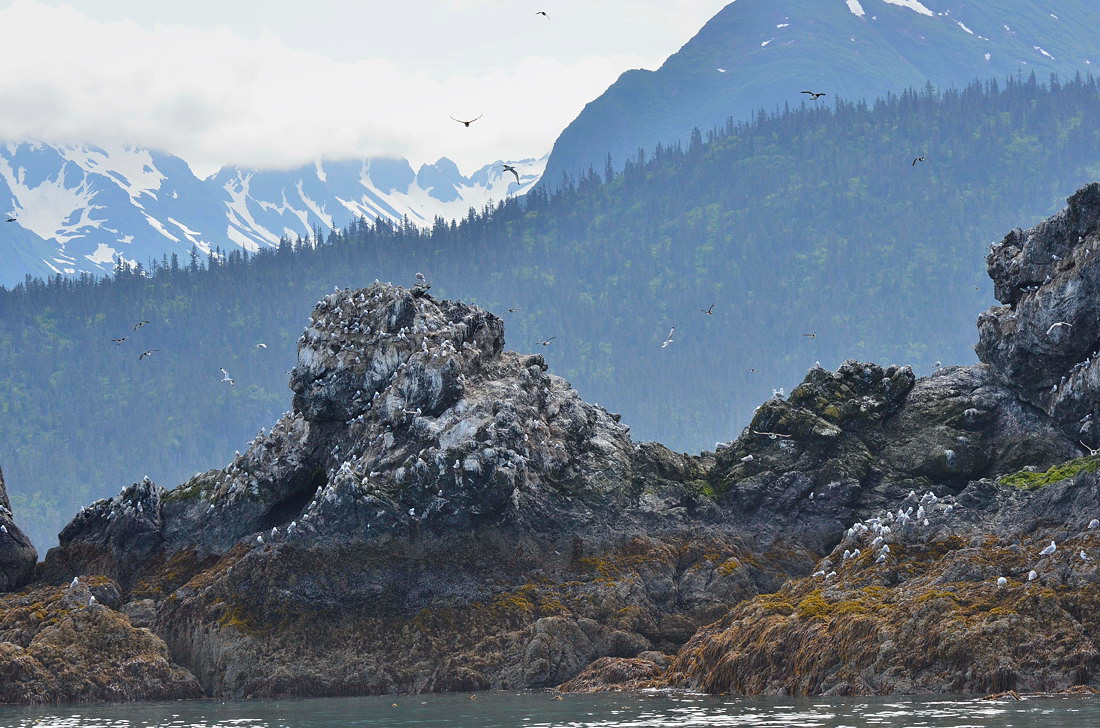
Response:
[912, 156, 926, 166]
[255, 343, 267, 349]
[450, 114, 483, 127]
[507, 307, 524, 313]
[138, 349, 158, 360]
[133, 320, 150, 330]
[502, 164, 520, 184]
[803, 332, 816, 340]
[535, 10, 548, 18]
[661, 327, 675, 348]
[1047, 322, 1073, 335]
[538, 337, 556, 346]
[801, 90, 826, 100]
[220, 368, 235, 386]
[5, 216, 15, 222]
[701, 304, 715, 315]
[111, 337, 127, 345]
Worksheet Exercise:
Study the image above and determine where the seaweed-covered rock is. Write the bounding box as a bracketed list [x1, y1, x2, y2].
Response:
[0, 466, 38, 593]
[0, 578, 202, 703]
[663, 466, 1100, 696]
[556, 655, 667, 693]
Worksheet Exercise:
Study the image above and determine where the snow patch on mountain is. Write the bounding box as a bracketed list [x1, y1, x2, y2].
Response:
[0, 141, 547, 287]
[878, 0, 933, 17]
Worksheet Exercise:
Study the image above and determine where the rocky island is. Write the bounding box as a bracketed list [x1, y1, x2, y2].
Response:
[2, 183, 1100, 702]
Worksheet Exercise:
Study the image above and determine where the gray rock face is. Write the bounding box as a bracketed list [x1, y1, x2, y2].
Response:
[977, 183, 1100, 438]
[0, 466, 38, 592]
[710, 361, 1075, 554]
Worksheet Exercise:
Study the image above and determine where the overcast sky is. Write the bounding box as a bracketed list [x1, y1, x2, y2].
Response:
[0, 0, 730, 176]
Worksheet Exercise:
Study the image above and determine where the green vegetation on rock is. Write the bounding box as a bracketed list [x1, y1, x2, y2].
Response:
[999, 455, 1100, 490]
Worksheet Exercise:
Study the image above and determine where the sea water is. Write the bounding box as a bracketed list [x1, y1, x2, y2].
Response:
[0, 692, 1096, 727]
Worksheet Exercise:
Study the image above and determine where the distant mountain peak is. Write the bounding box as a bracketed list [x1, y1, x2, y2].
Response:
[0, 144, 547, 287]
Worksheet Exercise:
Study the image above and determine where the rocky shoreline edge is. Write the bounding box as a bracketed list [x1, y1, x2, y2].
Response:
[3, 184, 1100, 704]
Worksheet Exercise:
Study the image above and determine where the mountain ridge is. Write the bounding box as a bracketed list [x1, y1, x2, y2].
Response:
[0, 142, 545, 288]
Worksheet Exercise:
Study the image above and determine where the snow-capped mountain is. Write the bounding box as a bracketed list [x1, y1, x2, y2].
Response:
[542, 0, 1100, 188]
[212, 155, 544, 252]
[0, 142, 545, 288]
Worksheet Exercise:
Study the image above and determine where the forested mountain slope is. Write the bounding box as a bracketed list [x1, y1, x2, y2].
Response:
[542, 0, 1100, 186]
[2, 74, 1099, 549]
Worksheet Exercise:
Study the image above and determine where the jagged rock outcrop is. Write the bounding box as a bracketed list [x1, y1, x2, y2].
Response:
[37, 283, 808, 698]
[0, 466, 37, 593]
[708, 361, 1075, 554]
[978, 182, 1100, 437]
[653, 184, 1100, 696]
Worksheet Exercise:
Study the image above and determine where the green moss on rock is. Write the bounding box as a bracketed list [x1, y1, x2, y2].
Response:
[999, 455, 1100, 490]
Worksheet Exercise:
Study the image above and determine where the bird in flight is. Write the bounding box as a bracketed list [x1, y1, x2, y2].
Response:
[502, 164, 521, 184]
[507, 307, 524, 313]
[111, 336, 127, 345]
[535, 10, 548, 18]
[138, 349, 158, 360]
[912, 156, 926, 166]
[133, 320, 150, 331]
[701, 304, 715, 315]
[801, 90, 826, 100]
[538, 336, 556, 346]
[1047, 322, 1073, 335]
[661, 327, 675, 348]
[450, 114, 483, 127]
[5, 215, 15, 223]
[220, 368, 235, 386]
[753, 429, 792, 439]
[803, 332, 816, 340]
[255, 343, 267, 349]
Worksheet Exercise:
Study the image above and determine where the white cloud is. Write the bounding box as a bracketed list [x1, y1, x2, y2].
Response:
[0, 0, 727, 175]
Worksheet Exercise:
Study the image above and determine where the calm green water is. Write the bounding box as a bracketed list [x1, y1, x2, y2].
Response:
[0, 692, 1097, 727]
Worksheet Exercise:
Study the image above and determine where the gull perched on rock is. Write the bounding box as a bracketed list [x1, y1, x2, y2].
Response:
[1028, 569, 1038, 581]
[997, 576, 1007, 588]
[1040, 540, 1057, 556]
[1090, 519, 1100, 529]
